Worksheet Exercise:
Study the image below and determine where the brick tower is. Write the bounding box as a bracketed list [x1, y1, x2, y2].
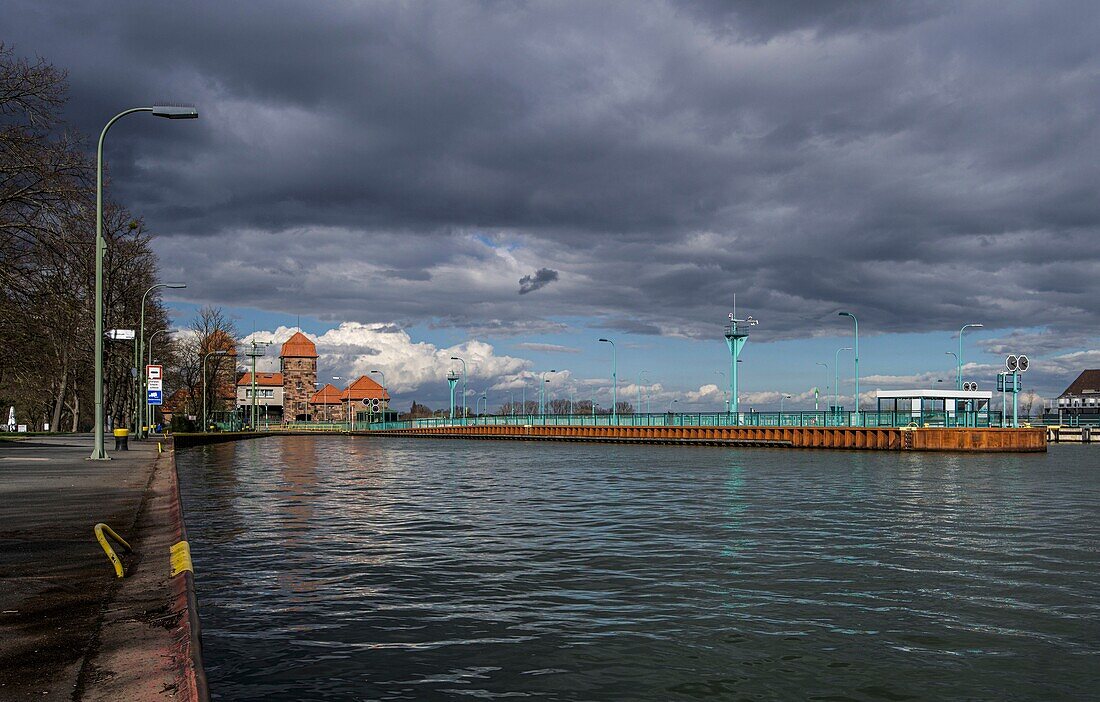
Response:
[280, 331, 318, 421]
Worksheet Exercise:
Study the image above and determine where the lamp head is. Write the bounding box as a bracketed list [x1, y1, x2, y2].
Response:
[450, 356, 461, 361]
[162, 282, 187, 289]
[838, 311, 853, 318]
[598, 338, 611, 343]
[152, 105, 198, 119]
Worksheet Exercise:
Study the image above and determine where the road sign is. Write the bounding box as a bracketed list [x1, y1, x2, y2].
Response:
[146, 364, 163, 381]
[107, 329, 135, 340]
[146, 390, 163, 405]
[147, 378, 163, 391]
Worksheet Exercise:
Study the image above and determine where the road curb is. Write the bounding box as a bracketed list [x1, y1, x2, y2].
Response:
[165, 439, 210, 702]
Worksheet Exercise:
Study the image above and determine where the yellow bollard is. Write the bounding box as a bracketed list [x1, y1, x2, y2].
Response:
[94, 523, 133, 578]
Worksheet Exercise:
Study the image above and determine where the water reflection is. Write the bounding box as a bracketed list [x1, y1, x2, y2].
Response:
[177, 440, 1100, 701]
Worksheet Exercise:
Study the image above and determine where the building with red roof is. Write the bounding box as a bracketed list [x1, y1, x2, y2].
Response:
[281, 331, 318, 421]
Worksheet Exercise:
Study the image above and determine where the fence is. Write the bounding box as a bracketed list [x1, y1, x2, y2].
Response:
[360, 410, 1007, 432]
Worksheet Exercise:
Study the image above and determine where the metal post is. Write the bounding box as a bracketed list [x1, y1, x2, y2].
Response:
[834, 347, 850, 422]
[90, 106, 196, 460]
[147, 329, 168, 433]
[450, 356, 466, 425]
[371, 370, 386, 424]
[1013, 372, 1020, 428]
[598, 338, 617, 424]
[839, 313, 859, 426]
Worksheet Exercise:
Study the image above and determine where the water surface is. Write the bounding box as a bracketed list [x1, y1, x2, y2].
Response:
[177, 437, 1100, 700]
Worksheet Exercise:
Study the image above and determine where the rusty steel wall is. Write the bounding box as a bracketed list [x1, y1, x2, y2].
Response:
[372, 424, 1046, 452]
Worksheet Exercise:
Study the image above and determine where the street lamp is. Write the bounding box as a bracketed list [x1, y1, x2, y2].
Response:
[598, 338, 617, 424]
[957, 323, 983, 390]
[450, 356, 467, 424]
[668, 398, 679, 415]
[134, 282, 185, 438]
[834, 346, 852, 419]
[780, 393, 793, 415]
[815, 362, 828, 412]
[838, 312, 859, 426]
[90, 105, 198, 460]
[538, 370, 557, 415]
[202, 349, 228, 433]
[370, 369, 386, 423]
[330, 376, 341, 425]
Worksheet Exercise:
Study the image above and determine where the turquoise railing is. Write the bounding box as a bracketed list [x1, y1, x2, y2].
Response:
[356, 410, 1007, 431]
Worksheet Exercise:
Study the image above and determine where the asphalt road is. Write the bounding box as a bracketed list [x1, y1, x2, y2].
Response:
[0, 434, 161, 700]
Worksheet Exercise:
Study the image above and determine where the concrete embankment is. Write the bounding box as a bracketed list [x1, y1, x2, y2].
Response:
[371, 424, 1048, 452]
[0, 434, 206, 701]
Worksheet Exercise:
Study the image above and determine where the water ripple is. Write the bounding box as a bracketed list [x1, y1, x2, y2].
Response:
[178, 438, 1100, 701]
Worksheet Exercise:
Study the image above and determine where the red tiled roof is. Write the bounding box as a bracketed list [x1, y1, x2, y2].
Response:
[308, 383, 343, 404]
[280, 331, 318, 358]
[1060, 369, 1100, 397]
[237, 372, 284, 387]
[339, 375, 390, 401]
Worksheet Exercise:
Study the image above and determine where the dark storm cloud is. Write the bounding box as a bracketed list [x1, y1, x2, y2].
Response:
[518, 268, 559, 295]
[4, 0, 1100, 343]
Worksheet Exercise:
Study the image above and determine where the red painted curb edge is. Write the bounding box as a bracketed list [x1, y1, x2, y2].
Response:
[165, 442, 210, 702]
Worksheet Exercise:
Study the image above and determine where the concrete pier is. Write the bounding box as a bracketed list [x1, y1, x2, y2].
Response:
[0, 435, 206, 701]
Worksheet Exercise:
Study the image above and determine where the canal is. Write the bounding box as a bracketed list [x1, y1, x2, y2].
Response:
[176, 437, 1099, 700]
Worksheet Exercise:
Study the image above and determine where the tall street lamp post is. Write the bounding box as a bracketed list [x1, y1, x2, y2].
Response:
[816, 362, 828, 412]
[957, 323, 983, 390]
[834, 346, 852, 421]
[450, 356, 467, 425]
[838, 312, 859, 426]
[134, 282, 185, 438]
[538, 370, 557, 415]
[598, 338, 617, 424]
[202, 349, 228, 432]
[780, 393, 792, 415]
[90, 105, 197, 460]
[330, 376, 341, 425]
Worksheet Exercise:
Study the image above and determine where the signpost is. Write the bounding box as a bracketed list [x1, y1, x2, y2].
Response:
[107, 329, 135, 340]
[998, 355, 1029, 427]
[146, 365, 164, 433]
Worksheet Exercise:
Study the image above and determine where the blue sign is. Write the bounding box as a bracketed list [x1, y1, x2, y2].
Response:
[147, 390, 163, 405]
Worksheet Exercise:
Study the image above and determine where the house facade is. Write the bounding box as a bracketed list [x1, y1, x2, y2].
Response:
[1055, 369, 1100, 415]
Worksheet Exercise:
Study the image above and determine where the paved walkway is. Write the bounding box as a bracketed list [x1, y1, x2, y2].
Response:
[0, 434, 165, 700]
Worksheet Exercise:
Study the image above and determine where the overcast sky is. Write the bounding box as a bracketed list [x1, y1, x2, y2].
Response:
[5, 0, 1099, 408]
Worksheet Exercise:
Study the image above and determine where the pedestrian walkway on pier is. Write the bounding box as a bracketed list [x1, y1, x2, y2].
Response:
[0, 434, 204, 701]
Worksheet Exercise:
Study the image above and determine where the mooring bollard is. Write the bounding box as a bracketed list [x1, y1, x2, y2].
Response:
[113, 427, 129, 451]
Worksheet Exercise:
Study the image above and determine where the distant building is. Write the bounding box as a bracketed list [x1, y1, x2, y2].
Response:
[236, 372, 284, 421]
[1055, 370, 1100, 415]
[310, 375, 391, 423]
[280, 332, 319, 421]
[309, 383, 343, 422]
[224, 332, 396, 424]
